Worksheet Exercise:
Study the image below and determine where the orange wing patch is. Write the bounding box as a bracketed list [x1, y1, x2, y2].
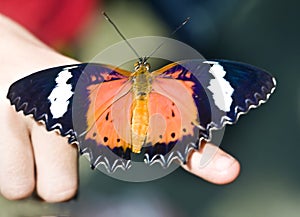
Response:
[147, 92, 181, 145]
[148, 77, 199, 146]
[85, 79, 133, 152]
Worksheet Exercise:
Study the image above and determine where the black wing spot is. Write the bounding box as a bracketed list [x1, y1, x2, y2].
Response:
[105, 112, 110, 121]
[172, 102, 175, 106]
[159, 135, 163, 139]
[104, 137, 108, 143]
[182, 128, 187, 132]
[93, 132, 97, 137]
[171, 132, 176, 138]
[117, 138, 120, 142]
[171, 109, 175, 117]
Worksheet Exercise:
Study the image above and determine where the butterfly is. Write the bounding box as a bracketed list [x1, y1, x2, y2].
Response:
[7, 57, 276, 172]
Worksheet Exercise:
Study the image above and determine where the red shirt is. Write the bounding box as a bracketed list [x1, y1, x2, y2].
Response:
[0, 0, 97, 47]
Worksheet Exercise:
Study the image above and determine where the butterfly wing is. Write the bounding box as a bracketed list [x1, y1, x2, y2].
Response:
[7, 63, 133, 172]
[145, 59, 276, 166]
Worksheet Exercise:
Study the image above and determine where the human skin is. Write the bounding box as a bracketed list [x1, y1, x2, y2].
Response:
[0, 14, 240, 203]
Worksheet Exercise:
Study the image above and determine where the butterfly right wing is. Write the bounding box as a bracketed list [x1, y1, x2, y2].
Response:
[144, 59, 276, 167]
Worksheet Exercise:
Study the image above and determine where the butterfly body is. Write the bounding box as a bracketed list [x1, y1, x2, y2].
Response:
[130, 62, 152, 153]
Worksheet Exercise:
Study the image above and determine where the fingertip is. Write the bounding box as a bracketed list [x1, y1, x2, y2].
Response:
[182, 144, 241, 185]
[37, 179, 78, 203]
[0, 179, 35, 200]
[211, 157, 240, 185]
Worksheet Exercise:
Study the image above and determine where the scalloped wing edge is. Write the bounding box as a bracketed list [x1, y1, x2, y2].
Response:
[8, 93, 75, 137]
[144, 142, 198, 167]
[79, 144, 132, 173]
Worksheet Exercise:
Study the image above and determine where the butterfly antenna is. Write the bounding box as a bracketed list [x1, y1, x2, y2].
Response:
[102, 12, 141, 60]
[144, 17, 190, 62]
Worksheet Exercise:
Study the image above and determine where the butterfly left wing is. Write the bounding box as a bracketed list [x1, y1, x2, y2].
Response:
[7, 63, 134, 171]
[144, 59, 276, 166]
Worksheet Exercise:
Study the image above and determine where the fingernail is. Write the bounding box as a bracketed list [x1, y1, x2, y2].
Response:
[214, 154, 235, 171]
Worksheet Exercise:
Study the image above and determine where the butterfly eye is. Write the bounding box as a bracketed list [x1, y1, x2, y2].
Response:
[134, 62, 140, 70]
[144, 63, 150, 71]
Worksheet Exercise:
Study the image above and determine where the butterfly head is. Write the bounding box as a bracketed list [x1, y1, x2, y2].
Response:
[134, 57, 150, 73]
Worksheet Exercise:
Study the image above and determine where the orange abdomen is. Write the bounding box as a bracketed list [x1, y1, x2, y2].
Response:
[131, 96, 149, 153]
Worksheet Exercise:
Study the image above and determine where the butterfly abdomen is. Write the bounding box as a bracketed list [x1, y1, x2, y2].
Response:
[131, 96, 149, 153]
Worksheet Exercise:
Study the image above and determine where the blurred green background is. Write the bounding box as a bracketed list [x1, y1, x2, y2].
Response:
[1, 0, 299, 216]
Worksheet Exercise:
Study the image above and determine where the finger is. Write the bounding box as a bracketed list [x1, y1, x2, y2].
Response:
[30, 121, 78, 202]
[182, 143, 240, 184]
[0, 103, 35, 200]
